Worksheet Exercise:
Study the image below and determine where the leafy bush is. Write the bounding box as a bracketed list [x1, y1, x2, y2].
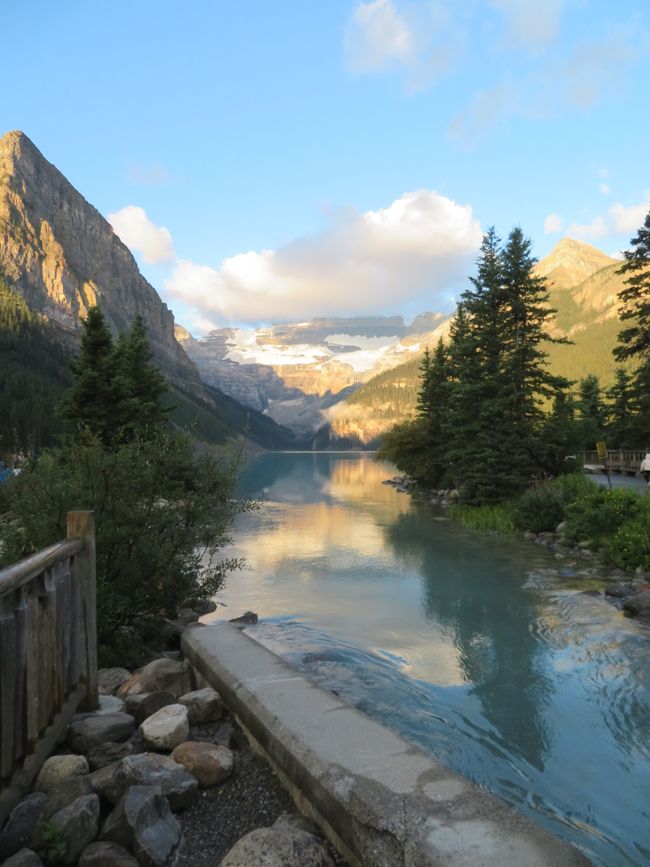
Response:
[550, 472, 597, 505]
[603, 502, 650, 571]
[0, 434, 252, 663]
[564, 487, 642, 547]
[513, 485, 565, 533]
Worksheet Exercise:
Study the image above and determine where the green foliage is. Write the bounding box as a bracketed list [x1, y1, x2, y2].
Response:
[0, 273, 71, 457]
[33, 818, 68, 865]
[563, 487, 642, 548]
[603, 503, 650, 572]
[0, 434, 250, 662]
[448, 502, 516, 533]
[513, 485, 565, 533]
[575, 374, 606, 450]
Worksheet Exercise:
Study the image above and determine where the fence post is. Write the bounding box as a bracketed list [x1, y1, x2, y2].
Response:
[67, 511, 98, 710]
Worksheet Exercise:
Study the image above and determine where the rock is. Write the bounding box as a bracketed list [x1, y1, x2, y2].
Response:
[220, 821, 334, 867]
[605, 583, 637, 599]
[170, 742, 233, 787]
[139, 705, 189, 751]
[87, 741, 139, 771]
[68, 713, 135, 754]
[101, 785, 183, 867]
[228, 611, 258, 624]
[522, 531, 536, 541]
[102, 753, 198, 810]
[556, 521, 566, 534]
[93, 695, 126, 715]
[0, 793, 46, 859]
[178, 688, 223, 725]
[98, 669, 132, 696]
[623, 590, 650, 615]
[578, 540, 594, 549]
[274, 813, 323, 837]
[117, 659, 193, 700]
[123, 692, 176, 725]
[78, 841, 139, 866]
[33, 754, 89, 793]
[0, 849, 44, 867]
[177, 608, 199, 624]
[49, 794, 101, 865]
[43, 776, 95, 819]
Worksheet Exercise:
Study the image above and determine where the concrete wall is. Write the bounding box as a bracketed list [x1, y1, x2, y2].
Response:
[183, 623, 592, 867]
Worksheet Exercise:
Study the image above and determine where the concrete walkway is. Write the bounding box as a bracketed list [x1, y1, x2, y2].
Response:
[182, 622, 592, 867]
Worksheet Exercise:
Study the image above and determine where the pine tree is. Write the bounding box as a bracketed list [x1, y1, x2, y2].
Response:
[542, 387, 580, 476]
[613, 209, 650, 443]
[575, 374, 606, 450]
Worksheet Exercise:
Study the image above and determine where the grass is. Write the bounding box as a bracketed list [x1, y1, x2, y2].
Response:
[448, 502, 516, 534]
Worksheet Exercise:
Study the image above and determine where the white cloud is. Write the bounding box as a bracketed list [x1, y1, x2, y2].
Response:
[610, 195, 650, 234]
[126, 161, 169, 187]
[544, 213, 563, 233]
[598, 183, 610, 196]
[448, 82, 518, 146]
[566, 216, 608, 240]
[165, 190, 482, 327]
[108, 205, 175, 264]
[344, 0, 414, 74]
[489, 0, 565, 50]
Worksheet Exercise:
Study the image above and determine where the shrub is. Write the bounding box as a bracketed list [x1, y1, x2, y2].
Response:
[513, 485, 565, 533]
[564, 487, 642, 547]
[0, 434, 252, 663]
[603, 505, 650, 571]
[550, 472, 597, 505]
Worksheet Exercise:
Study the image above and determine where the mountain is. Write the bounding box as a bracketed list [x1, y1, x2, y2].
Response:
[0, 130, 295, 451]
[177, 314, 451, 437]
[329, 238, 629, 445]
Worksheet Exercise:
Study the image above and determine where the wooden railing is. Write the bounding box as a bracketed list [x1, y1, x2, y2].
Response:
[0, 511, 97, 825]
[583, 449, 647, 475]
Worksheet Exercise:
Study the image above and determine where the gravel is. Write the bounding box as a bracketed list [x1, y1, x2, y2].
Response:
[177, 712, 346, 866]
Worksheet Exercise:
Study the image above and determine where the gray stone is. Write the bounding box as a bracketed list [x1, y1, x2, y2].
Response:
[78, 841, 139, 866]
[87, 741, 139, 771]
[69, 713, 135, 754]
[0, 793, 46, 859]
[623, 590, 650, 615]
[228, 611, 258, 624]
[100, 785, 183, 867]
[33, 754, 89, 793]
[103, 753, 198, 810]
[87, 762, 122, 800]
[124, 692, 176, 725]
[220, 824, 334, 867]
[139, 705, 189, 751]
[605, 583, 637, 599]
[178, 688, 223, 725]
[50, 794, 101, 865]
[117, 659, 193, 700]
[98, 668, 133, 696]
[0, 849, 44, 867]
[43, 775, 95, 819]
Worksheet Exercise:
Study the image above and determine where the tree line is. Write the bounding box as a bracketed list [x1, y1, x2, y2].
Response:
[380, 213, 650, 505]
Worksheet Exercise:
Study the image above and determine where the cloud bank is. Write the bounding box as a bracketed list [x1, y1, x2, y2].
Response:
[165, 189, 482, 327]
[109, 206, 175, 264]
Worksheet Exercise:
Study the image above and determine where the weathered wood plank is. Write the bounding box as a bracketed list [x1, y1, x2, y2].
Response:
[0, 597, 16, 781]
[25, 593, 40, 749]
[68, 512, 98, 711]
[0, 540, 83, 598]
[13, 588, 27, 762]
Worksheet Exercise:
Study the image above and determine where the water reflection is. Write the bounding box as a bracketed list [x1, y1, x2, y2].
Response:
[214, 452, 650, 867]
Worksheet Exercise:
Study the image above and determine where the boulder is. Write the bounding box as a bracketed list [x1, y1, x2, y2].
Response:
[228, 611, 258, 625]
[124, 691, 176, 725]
[178, 688, 223, 725]
[220, 820, 334, 867]
[87, 762, 122, 800]
[98, 668, 132, 696]
[623, 590, 650, 615]
[87, 741, 140, 771]
[68, 713, 135, 754]
[100, 785, 183, 867]
[49, 794, 101, 865]
[605, 583, 637, 599]
[0, 793, 46, 859]
[33, 754, 89, 793]
[139, 705, 189, 751]
[43, 775, 95, 819]
[78, 841, 139, 866]
[0, 849, 44, 867]
[117, 659, 192, 700]
[170, 742, 233, 787]
[102, 753, 198, 810]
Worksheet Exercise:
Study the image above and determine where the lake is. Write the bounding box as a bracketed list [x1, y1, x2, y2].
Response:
[210, 452, 650, 867]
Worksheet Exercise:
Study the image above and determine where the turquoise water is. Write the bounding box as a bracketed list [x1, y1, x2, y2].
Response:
[211, 452, 650, 866]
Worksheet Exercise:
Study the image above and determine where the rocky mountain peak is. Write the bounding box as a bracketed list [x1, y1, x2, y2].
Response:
[535, 237, 617, 289]
[0, 129, 197, 388]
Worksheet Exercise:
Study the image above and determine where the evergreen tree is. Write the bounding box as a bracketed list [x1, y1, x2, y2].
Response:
[575, 374, 606, 450]
[606, 368, 635, 447]
[613, 209, 650, 444]
[541, 387, 580, 476]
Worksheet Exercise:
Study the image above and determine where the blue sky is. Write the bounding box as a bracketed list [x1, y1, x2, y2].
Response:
[3, 0, 649, 331]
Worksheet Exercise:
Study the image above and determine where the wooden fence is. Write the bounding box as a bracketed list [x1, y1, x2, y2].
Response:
[0, 511, 97, 826]
[583, 449, 647, 475]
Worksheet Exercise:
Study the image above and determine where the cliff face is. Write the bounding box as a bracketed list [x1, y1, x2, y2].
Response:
[0, 130, 197, 388]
